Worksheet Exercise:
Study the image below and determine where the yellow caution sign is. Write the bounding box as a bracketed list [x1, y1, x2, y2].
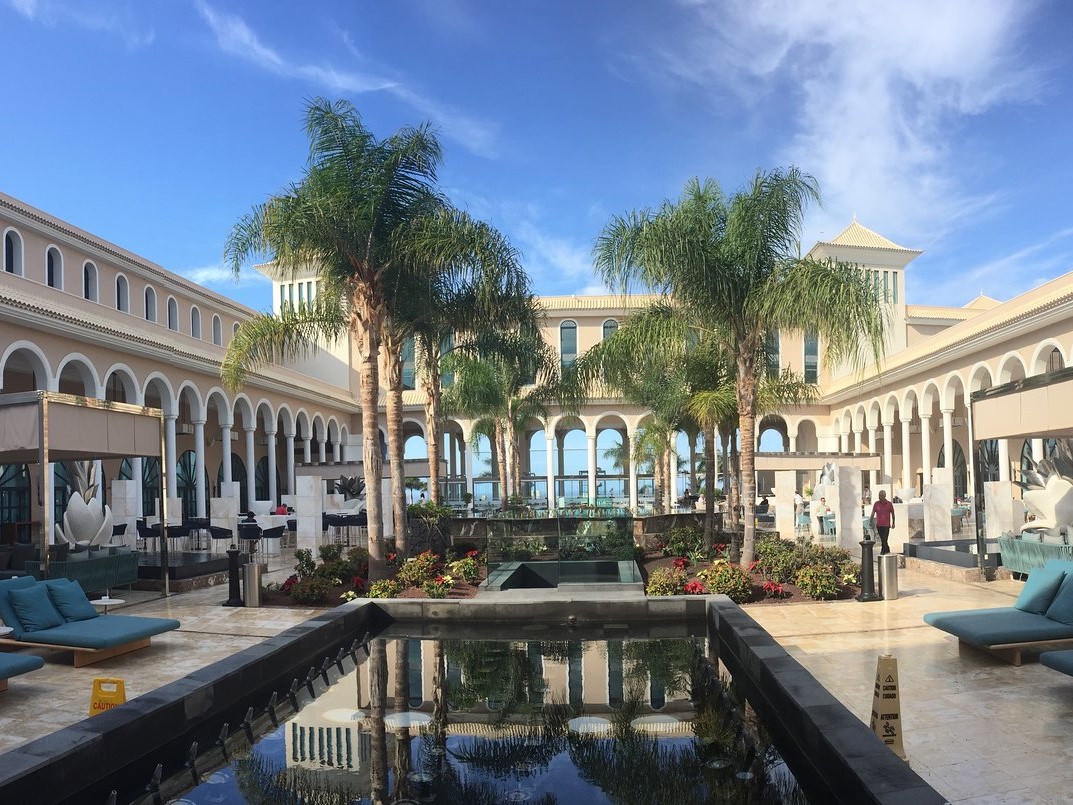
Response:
[869, 655, 906, 759]
[89, 677, 126, 716]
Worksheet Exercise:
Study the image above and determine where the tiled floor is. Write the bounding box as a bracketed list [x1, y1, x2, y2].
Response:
[1, 557, 1069, 802]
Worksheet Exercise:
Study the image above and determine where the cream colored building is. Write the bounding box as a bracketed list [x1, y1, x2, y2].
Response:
[0, 191, 1066, 537]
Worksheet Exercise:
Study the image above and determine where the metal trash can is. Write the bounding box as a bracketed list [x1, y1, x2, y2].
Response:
[243, 561, 262, 607]
[878, 554, 899, 600]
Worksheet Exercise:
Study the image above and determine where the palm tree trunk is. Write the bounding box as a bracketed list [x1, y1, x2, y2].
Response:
[394, 638, 413, 800]
[688, 431, 698, 495]
[737, 366, 759, 567]
[368, 638, 388, 805]
[383, 343, 409, 557]
[359, 313, 386, 581]
[421, 344, 444, 504]
[720, 425, 731, 531]
[703, 421, 716, 548]
[507, 423, 520, 499]
[494, 419, 509, 511]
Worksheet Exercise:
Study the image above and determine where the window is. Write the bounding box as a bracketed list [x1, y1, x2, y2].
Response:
[402, 336, 416, 390]
[440, 333, 454, 387]
[212, 315, 222, 346]
[278, 284, 286, 311]
[115, 275, 129, 312]
[306, 280, 313, 302]
[1048, 347, 1064, 374]
[190, 306, 202, 339]
[46, 246, 62, 288]
[3, 230, 23, 276]
[765, 331, 780, 378]
[144, 286, 157, 321]
[83, 261, 98, 301]
[804, 332, 819, 384]
[602, 319, 618, 340]
[298, 282, 305, 306]
[167, 297, 178, 331]
[233, 322, 240, 337]
[892, 272, 898, 304]
[560, 321, 577, 368]
[883, 271, 890, 302]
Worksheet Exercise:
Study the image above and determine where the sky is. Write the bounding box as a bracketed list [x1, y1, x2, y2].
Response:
[2, 0, 1073, 312]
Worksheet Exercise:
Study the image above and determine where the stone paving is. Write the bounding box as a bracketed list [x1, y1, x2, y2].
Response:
[0, 555, 1069, 802]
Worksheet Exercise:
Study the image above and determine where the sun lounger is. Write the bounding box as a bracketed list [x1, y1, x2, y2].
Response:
[924, 560, 1073, 665]
[0, 653, 44, 692]
[0, 577, 179, 668]
[1040, 649, 1073, 676]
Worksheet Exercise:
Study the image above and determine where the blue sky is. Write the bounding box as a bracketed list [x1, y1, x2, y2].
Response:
[2, 0, 1072, 312]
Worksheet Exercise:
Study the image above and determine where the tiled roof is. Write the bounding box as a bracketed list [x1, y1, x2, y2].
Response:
[817, 220, 921, 254]
[905, 305, 981, 321]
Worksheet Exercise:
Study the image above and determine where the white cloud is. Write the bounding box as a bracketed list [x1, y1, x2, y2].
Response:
[513, 220, 593, 287]
[194, 1, 498, 157]
[644, 0, 1043, 248]
[7, 0, 154, 47]
[181, 264, 269, 289]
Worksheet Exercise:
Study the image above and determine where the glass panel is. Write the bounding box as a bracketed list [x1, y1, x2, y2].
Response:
[560, 321, 577, 368]
[804, 331, 819, 384]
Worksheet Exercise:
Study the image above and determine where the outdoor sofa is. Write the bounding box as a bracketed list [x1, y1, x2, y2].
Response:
[924, 559, 1073, 665]
[0, 576, 179, 667]
[0, 653, 44, 692]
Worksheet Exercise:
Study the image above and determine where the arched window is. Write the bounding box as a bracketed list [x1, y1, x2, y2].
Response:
[560, 321, 577, 368]
[46, 246, 62, 289]
[167, 297, 178, 331]
[115, 275, 130, 312]
[804, 332, 819, 384]
[3, 230, 23, 276]
[144, 286, 157, 321]
[190, 306, 202, 339]
[82, 261, 98, 301]
[602, 319, 618, 340]
[212, 315, 222, 346]
[233, 322, 240, 337]
[1048, 347, 1064, 374]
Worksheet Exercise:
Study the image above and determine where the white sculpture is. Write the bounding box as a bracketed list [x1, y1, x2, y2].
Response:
[1017, 441, 1073, 541]
[55, 461, 113, 547]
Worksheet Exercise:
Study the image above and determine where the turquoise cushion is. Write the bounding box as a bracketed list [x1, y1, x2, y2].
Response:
[924, 607, 1073, 644]
[0, 576, 37, 639]
[47, 580, 99, 622]
[1041, 650, 1073, 676]
[16, 614, 180, 648]
[68, 550, 89, 563]
[1015, 566, 1066, 614]
[0, 652, 44, 679]
[1046, 573, 1073, 625]
[8, 584, 65, 632]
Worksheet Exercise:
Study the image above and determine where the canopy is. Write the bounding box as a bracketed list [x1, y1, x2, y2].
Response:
[972, 367, 1073, 441]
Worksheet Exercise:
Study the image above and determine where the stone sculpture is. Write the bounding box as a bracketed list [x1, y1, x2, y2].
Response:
[56, 462, 113, 547]
[1016, 440, 1073, 541]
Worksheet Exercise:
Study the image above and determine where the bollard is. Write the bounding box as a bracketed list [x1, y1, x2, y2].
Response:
[857, 538, 882, 602]
[878, 553, 899, 600]
[223, 545, 244, 607]
[243, 560, 262, 607]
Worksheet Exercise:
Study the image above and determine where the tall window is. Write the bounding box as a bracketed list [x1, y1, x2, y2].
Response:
[440, 333, 454, 387]
[167, 297, 178, 331]
[278, 285, 286, 311]
[602, 319, 618, 340]
[115, 275, 129, 312]
[190, 306, 202, 339]
[402, 336, 416, 390]
[1048, 347, 1064, 374]
[46, 246, 62, 288]
[83, 262, 98, 301]
[765, 331, 780, 378]
[804, 332, 819, 384]
[3, 230, 23, 275]
[233, 322, 240, 338]
[144, 286, 157, 321]
[212, 315, 222, 346]
[560, 321, 577, 368]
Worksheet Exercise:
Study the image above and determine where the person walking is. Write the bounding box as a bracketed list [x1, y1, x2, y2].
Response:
[870, 490, 896, 555]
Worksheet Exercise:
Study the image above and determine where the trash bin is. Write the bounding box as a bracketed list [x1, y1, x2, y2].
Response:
[878, 553, 899, 600]
[243, 561, 262, 608]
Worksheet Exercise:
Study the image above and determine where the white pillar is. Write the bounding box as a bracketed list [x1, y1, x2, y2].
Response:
[266, 430, 277, 503]
[131, 457, 143, 518]
[867, 426, 878, 487]
[882, 422, 893, 484]
[333, 439, 341, 464]
[244, 427, 256, 508]
[839, 432, 848, 453]
[901, 418, 912, 490]
[220, 424, 233, 485]
[587, 434, 598, 505]
[628, 429, 639, 512]
[1032, 438, 1044, 462]
[302, 436, 311, 465]
[941, 408, 954, 481]
[165, 415, 177, 499]
[318, 438, 327, 465]
[193, 419, 207, 518]
[854, 429, 864, 454]
[920, 416, 932, 486]
[998, 438, 1010, 482]
[788, 434, 797, 452]
[545, 433, 556, 514]
[286, 434, 296, 495]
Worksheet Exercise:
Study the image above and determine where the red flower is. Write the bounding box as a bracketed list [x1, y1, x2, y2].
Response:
[672, 556, 691, 569]
[466, 549, 480, 558]
[281, 574, 298, 594]
[684, 580, 706, 595]
[749, 560, 758, 572]
[351, 576, 366, 591]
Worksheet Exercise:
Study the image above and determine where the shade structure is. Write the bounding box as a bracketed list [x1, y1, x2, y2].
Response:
[383, 711, 432, 730]
[629, 714, 690, 734]
[567, 716, 612, 734]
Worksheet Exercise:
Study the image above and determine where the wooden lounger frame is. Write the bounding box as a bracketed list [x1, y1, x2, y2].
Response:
[0, 636, 152, 667]
[959, 636, 1073, 667]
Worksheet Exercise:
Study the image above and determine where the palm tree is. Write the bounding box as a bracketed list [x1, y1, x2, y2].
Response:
[221, 98, 444, 580]
[595, 170, 885, 565]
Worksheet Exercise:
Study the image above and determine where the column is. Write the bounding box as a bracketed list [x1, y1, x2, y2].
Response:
[998, 438, 1010, 482]
[545, 432, 556, 514]
[867, 426, 878, 488]
[628, 429, 639, 512]
[131, 457, 143, 518]
[285, 433, 296, 495]
[839, 431, 848, 453]
[882, 422, 893, 485]
[318, 438, 326, 465]
[244, 427, 256, 505]
[333, 439, 341, 464]
[920, 415, 932, 486]
[193, 419, 207, 518]
[587, 433, 598, 505]
[853, 429, 864, 454]
[302, 436, 312, 465]
[165, 414, 177, 503]
[266, 430, 277, 504]
[1032, 438, 1044, 462]
[941, 409, 954, 479]
[220, 424, 233, 485]
[788, 433, 797, 452]
[462, 441, 473, 500]
[448, 433, 457, 477]
[900, 417, 912, 490]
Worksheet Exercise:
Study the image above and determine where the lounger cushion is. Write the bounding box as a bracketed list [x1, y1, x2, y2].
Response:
[47, 580, 99, 622]
[1040, 650, 1073, 676]
[9, 584, 65, 632]
[1014, 567, 1066, 614]
[0, 652, 45, 680]
[924, 607, 1073, 645]
[0, 576, 37, 639]
[1045, 573, 1073, 625]
[16, 614, 180, 649]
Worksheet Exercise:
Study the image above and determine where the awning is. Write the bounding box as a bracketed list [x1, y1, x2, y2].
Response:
[972, 368, 1073, 441]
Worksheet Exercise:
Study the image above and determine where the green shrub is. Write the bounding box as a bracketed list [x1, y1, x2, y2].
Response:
[345, 547, 370, 578]
[839, 559, 861, 586]
[318, 543, 344, 563]
[294, 549, 316, 579]
[290, 576, 331, 605]
[446, 556, 481, 583]
[646, 567, 687, 596]
[804, 543, 851, 573]
[663, 527, 703, 557]
[702, 563, 753, 603]
[315, 559, 351, 582]
[395, 550, 441, 587]
[422, 575, 455, 598]
[795, 564, 841, 600]
[755, 536, 802, 583]
[368, 579, 402, 599]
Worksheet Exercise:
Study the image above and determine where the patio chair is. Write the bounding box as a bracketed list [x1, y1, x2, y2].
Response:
[260, 525, 286, 557]
[237, 522, 262, 561]
[209, 525, 235, 555]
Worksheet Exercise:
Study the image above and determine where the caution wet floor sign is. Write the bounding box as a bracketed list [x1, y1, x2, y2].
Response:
[869, 654, 906, 759]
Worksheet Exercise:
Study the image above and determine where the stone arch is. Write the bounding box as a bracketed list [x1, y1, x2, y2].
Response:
[232, 394, 256, 431]
[175, 381, 205, 423]
[0, 341, 52, 393]
[796, 418, 819, 452]
[204, 387, 233, 428]
[882, 394, 901, 425]
[997, 352, 1028, 384]
[900, 389, 918, 422]
[866, 401, 883, 431]
[1029, 340, 1065, 375]
[277, 404, 296, 438]
[294, 409, 311, 441]
[142, 373, 177, 417]
[102, 363, 140, 404]
[967, 363, 994, 395]
[941, 373, 967, 412]
[55, 353, 101, 397]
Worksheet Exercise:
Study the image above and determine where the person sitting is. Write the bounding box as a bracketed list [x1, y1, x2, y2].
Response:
[756, 497, 770, 513]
